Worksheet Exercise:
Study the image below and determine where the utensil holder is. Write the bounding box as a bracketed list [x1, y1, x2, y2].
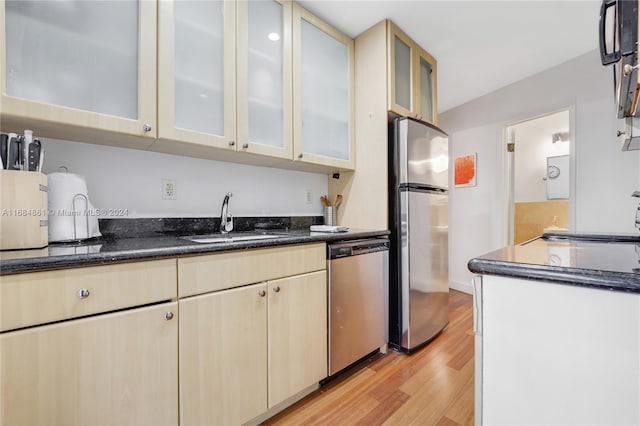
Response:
[323, 206, 337, 226]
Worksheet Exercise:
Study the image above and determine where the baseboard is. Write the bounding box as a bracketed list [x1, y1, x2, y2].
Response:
[245, 383, 319, 425]
[450, 280, 473, 294]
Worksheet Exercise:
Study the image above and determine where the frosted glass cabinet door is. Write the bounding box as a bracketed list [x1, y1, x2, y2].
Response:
[1, 0, 157, 142]
[387, 22, 415, 118]
[416, 48, 437, 125]
[394, 37, 412, 111]
[387, 22, 438, 124]
[293, 5, 354, 170]
[157, 0, 236, 150]
[237, 0, 292, 159]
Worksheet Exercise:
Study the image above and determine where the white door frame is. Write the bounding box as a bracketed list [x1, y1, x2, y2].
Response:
[499, 104, 577, 245]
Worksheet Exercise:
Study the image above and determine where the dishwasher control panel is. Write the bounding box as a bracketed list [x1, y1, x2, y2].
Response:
[328, 238, 389, 259]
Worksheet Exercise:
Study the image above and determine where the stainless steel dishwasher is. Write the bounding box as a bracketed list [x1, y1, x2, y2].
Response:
[328, 238, 389, 376]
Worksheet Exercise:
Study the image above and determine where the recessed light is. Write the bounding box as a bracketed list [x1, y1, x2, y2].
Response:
[268, 32, 280, 41]
[199, 94, 208, 99]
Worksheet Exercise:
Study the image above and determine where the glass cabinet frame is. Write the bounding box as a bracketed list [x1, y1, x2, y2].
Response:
[236, 0, 293, 160]
[157, 0, 236, 151]
[292, 3, 355, 171]
[387, 21, 438, 125]
[0, 0, 157, 147]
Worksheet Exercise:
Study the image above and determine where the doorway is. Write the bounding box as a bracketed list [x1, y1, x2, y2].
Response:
[504, 109, 572, 245]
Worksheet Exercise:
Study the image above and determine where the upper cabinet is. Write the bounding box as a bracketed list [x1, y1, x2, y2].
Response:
[157, 0, 236, 151]
[1, 0, 354, 172]
[160, 0, 294, 159]
[292, 4, 355, 170]
[0, 0, 157, 148]
[387, 21, 437, 124]
[237, 0, 293, 159]
[157, 0, 352, 170]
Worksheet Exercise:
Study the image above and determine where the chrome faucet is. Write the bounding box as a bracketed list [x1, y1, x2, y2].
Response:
[220, 192, 233, 234]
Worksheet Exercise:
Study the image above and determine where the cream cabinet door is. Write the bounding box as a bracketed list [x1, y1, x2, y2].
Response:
[387, 21, 415, 118]
[292, 4, 355, 171]
[237, 0, 293, 159]
[157, 0, 236, 151]
[267, 270, 327, 407]
[387, 21, 438, 125]
[415, 46, 438, 125]
[0, 302, 178, 426]
[179, 282, 268, 426]
[0, 0, 157, 145]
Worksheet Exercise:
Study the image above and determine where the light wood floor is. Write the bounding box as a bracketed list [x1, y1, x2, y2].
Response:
[263, 290, 474, 426]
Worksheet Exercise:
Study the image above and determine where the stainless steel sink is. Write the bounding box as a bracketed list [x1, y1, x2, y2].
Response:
[181, 234, 285, 244]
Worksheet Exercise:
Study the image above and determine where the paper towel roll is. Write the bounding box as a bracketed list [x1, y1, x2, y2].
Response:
[48, 172, 101, 242]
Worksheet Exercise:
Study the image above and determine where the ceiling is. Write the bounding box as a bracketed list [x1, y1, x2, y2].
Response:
[297, 0, 601, 113]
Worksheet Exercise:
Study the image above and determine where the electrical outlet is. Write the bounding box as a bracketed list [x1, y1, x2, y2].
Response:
[162, 178, 176, 200]
[305, 190, 312, 205]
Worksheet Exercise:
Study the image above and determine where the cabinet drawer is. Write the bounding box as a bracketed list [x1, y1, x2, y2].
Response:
[0, 259, 177, 332]
[178, 243, 325, 297]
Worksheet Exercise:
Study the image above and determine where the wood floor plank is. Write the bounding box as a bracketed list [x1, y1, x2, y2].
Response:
[302, 391, 379, 426]
[386, 360, 473, 426]
[434, 416, 463, 426]
[446, 333, 474, 371]
[355, 390, 410, 426]
[263, 368, 377, 425]
[443, 372, 475, 426]
[263, 290, 474, 426]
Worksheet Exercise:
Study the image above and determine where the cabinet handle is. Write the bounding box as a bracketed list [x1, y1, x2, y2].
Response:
[164, 311, 174, 321]
[297, 153, 303, 159]
[273, 285, 281, 293]
[229, 140, 235, 146]
[258, 290, 266, 297]
[77, 288, 90, 299]
[242, 143, 249, 149]
[143, 124, 152, 132]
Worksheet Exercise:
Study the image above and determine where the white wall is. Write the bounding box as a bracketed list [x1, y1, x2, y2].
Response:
[40, 138, 328, 218]
[440, 50, 640, 294]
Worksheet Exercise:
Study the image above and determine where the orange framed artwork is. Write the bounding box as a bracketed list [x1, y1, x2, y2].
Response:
[454, 153, 476, 187]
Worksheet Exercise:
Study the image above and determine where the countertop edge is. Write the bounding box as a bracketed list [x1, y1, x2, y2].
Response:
[0, 230, 390, 275]
[468, 258, 640, 294]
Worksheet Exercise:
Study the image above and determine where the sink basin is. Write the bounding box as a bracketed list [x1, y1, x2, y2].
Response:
[181, 234, 285, 244]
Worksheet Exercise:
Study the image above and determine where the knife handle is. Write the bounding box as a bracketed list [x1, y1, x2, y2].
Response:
[7, 136, 21, 171]
[0, 134, 7, 170]
[16, 136, 24, 170]
[28, 140, 41, 172]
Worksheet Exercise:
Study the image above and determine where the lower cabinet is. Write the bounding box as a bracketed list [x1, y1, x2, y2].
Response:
[0, 302, 179, 426]
[179, 270, 327, 426]
[179, 282, 268, 425]
[478, 275, 640, 425]
[268, 271, 328, 408]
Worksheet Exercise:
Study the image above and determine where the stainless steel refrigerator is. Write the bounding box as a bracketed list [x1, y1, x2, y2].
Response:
[388, 117, 449, 352]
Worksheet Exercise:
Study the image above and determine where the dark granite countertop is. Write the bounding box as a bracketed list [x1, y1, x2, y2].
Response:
[468, 233, 640, 293]
[0, 228, 390, 275]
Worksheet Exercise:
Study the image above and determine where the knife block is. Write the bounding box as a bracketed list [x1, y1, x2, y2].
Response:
[0, 170, 48, 250]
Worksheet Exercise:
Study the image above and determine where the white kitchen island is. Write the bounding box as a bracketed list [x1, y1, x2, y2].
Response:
[469, 234, 640, 426]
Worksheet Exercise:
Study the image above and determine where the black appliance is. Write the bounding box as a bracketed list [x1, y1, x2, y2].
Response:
[600, 0, 639, 118]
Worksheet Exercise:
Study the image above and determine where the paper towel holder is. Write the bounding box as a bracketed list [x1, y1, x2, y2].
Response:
[72, 193, 90, 241]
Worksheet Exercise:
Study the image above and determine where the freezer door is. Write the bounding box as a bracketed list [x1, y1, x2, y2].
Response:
[397, 118, 449, 189]
[400, 189, 449, 350]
